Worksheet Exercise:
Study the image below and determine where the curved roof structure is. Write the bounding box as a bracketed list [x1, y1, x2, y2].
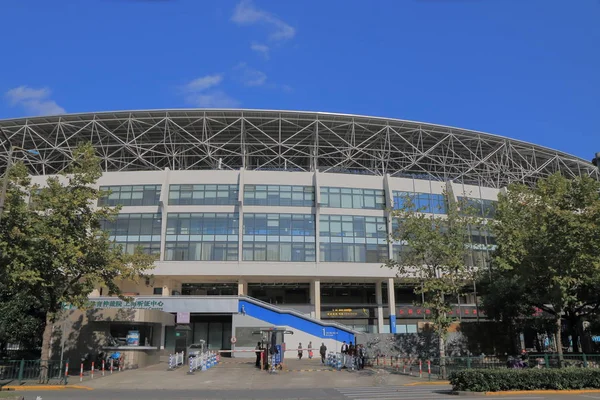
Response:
[0, 109, 596, 188]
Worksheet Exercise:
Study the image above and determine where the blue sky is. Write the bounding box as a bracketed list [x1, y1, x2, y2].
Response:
[1, 0, 598, 160]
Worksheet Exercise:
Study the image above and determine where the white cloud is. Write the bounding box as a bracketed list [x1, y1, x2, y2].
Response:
[181, 74, 239, 108]
[251, 42, 270, 59]
[5, 85, 66, 116]
[186, 91, 240, 108]
[183, 74, 223, 92]
[234, 63, 267, 87]
[232, 0, 295, 42]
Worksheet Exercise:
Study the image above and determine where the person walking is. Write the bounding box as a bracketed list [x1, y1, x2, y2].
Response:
[297, 343, 303, 360]
[308, 341, 313, 359]
[255, 341, 262, 368]
[319, 343, 327, 365]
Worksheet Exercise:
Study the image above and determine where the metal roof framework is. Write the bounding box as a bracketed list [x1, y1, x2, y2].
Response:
[0, 109, 596, 188]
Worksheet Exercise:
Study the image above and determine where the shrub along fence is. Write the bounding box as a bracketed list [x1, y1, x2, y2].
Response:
[450, 368, 600, 392]
[369, 354, 600, 380]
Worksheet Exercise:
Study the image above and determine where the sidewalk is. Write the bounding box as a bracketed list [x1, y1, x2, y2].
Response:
[81, 359, 420, 390]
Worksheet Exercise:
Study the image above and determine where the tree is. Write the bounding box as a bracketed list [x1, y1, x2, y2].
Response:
[0, 144, 156, 381]
[386, 191, 487, 378]
[491, 173, 600, 366]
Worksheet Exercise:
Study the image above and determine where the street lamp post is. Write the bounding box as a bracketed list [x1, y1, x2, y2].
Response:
[0, 129, 39, 224]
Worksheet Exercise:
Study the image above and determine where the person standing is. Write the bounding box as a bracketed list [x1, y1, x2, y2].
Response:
[341, 341, 348, 367]
[319, 343, 327, 365]
[308, 341, 313, 359]
[297, 343, 303, 360]
[348, 341, 355, 369]
[358, 344, 366, 370]
[255, 341, 262, 368]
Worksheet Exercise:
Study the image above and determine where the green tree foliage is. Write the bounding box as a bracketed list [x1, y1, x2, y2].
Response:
[386, 191, 487, 378]
[0, 144, 156, 380]
[490, 173, 600, 365]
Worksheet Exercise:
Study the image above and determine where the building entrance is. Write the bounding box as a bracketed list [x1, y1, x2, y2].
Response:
[165, 314, 233, 353]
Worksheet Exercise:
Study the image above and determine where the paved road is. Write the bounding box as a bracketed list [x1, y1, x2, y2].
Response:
[11, 386, 600, 400]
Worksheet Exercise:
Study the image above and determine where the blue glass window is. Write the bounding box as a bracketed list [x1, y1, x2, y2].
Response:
[393, 191, 447, 214]
[319, 215, 388, 262]
[320, 187, 385, 209]
[100, 213, 162, 255]
[165, 213, 239, 261]
[169, 184, 238, 206]
[457, 197, 497, 218]
[244, 185, 314, 207]
[243, 214, 316, 261]
[98, 185, 161, 207]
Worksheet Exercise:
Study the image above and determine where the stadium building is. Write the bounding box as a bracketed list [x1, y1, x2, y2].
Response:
[1, 110, 597, 365]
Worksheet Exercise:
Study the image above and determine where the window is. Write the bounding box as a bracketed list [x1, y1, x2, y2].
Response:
[244, 185, 314, 207]
[98, 185, 161, 207]
[319, 215, 388, 262]
[100, 213, 162, 255]
[243, 214, 316, 261]
[393, 191, 447, 214]
[320, 187, 385, 209]
[168, 184, 238, 206]
[457, 197, 497, 218]
[153, 287, 163, 295]
[165, 213, 239, 261]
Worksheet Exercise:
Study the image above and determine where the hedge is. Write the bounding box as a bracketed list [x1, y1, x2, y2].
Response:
[450, 368, 600, 392]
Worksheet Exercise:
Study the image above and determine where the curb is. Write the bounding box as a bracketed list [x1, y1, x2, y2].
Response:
[3, 385, 93, 391]
[485, 389, 600, 396]
[404, 381, 450, 386]
[453, 389, 600, 396]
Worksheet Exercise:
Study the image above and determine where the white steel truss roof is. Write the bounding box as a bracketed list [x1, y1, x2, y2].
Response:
[0, 109, 597, 188]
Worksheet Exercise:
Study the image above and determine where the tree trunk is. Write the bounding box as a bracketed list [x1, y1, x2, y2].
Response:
[439, 329, 446, 379]
[555, 315, 564, 368]
[39, 313, 55, 383]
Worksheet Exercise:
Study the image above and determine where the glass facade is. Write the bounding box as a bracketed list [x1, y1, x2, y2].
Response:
[242, 214, 316, 261]
[169, 184, 238, 206]
[100, 213, 162, 255]
[320, 187, 385, 209]
[319, 215, 388, 262]
[458, 197, 497, 218]
[244, 185, 314, 207]
[165, 213, 239, 261]
[393, 191, 447, 214]
[98, 185, 161, 207]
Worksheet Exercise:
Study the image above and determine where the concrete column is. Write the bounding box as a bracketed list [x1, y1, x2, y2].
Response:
[387, 277, 397, 333]
[376, 281, 384, 334]
[311, 279, 321, 320]
[237, 279, 248, 296]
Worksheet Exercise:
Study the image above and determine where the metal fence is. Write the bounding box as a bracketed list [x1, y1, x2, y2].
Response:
[0, 359, 67, 385]
[368, 354, 600, 380]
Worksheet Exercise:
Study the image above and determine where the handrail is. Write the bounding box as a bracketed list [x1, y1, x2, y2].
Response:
[239, 295, 360, 335]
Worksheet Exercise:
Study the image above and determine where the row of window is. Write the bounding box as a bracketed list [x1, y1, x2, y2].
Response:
[104, 212, 496, 262]
[393, 191, 447, 215]
[244, 185, 314, 207]
[99, 185, 496, 215]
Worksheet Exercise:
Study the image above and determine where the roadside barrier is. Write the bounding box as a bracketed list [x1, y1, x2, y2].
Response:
[168, 351, 185, 371]
[91, 361, 94, 379]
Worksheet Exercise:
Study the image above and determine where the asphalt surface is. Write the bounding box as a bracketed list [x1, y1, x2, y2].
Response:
[9, 387, 600, 400]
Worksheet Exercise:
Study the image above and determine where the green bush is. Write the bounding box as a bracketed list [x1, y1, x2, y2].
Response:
[450, 368, 600, 392]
